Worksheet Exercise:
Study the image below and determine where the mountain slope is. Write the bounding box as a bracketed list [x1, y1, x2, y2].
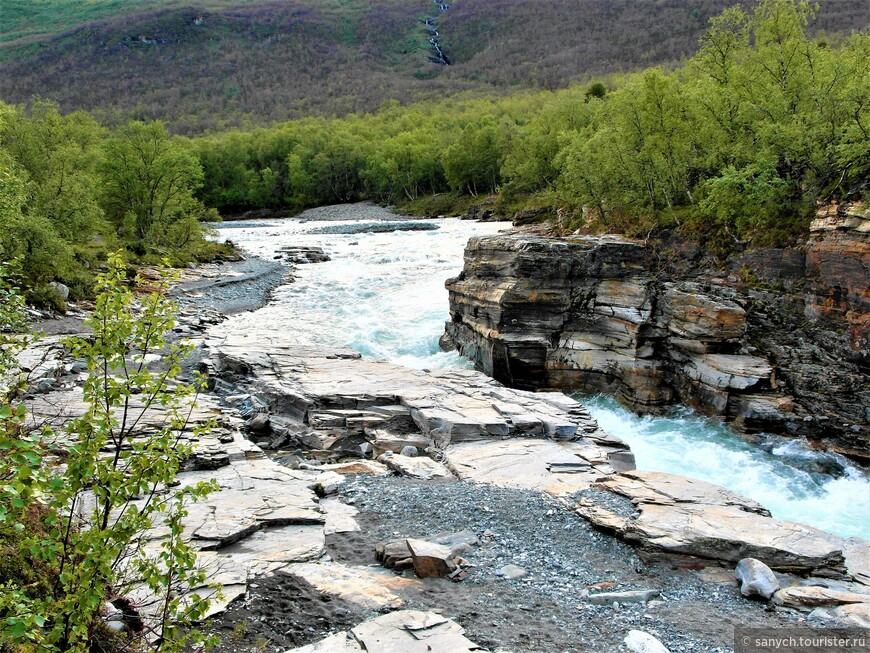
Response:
[1, 0, 866, 133]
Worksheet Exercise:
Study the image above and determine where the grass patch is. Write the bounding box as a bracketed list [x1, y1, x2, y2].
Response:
[397, 192, 479, 217]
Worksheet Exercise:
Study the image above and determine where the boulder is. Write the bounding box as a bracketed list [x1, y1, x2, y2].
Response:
[406, 539, 457, 578]
[48, 281, 70, 301]
[440, 224, 870, 458]
[624, 630, 671, 653]
[735, 558, 780, 600]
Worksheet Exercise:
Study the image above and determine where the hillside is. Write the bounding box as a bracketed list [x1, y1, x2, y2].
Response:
[2, 0, 866, 133]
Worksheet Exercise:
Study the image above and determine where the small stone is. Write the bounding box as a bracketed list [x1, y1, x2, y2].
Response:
[735, 558, 779, 600]
[399, 445, 418, 457]
[624, 630, 671, 653]
[498, 564, 528, 580]
[587, 589, 660, 605]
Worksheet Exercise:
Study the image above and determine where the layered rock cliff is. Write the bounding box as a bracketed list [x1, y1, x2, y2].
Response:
[442, 204, 870, 461]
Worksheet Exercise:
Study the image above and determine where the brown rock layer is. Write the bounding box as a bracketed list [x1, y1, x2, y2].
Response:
[442, 204, 870, 460]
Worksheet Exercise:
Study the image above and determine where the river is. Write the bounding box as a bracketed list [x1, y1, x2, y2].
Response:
[213, 206, 869, 540]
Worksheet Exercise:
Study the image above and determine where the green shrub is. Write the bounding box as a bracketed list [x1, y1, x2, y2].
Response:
[0, 253, 217, 652]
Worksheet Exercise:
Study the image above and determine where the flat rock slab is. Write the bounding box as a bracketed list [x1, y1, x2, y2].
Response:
[587, 589, 660, 605]
[285, 610, 484, 652]
[445, 438, 616, 495]
[600, 469, 769, 514]
[217, 524, 325, 571]
[842, 537, 870, 586]
[577, 471, 848, 574]
[774, 585, 870, 609]
[352, 610, 483, 653]
[379, 452, 454, 480]
[321, 499, 360, 535]
[178, 457, 326, 547]
[288, 632, 362, 653]
[288, 563, 415, 610]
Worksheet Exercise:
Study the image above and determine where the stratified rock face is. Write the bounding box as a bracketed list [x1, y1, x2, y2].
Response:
[443, 204, 870, 459]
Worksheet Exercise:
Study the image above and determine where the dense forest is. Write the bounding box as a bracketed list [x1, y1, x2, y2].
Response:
[1, 0, 866, 132]
[0, 0, 868, 305]
[192, 0, 869, 242]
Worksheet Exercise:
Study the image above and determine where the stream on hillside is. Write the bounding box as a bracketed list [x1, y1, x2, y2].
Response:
[212, 206, 869, 540]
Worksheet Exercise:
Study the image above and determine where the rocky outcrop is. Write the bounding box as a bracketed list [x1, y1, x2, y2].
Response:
[199, 333, 864, 578]
[575, 470, 852, 576]
[202, 334, 608, 451]
[442, 203, 870, 460]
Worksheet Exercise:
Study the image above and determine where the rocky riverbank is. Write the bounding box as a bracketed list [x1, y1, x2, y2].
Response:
[15, 210, 869, 653]
[442, 203, 870, 462]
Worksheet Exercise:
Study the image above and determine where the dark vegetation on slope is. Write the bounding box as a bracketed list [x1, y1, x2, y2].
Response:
[437, 0, 868, 87]
[0, 0, 866, 133]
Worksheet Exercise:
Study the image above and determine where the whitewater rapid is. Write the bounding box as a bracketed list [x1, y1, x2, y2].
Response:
[213, 208, 869, 539]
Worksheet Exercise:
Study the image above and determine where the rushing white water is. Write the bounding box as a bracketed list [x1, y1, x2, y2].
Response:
[213, 208, 868, 539]
[214, 212, 505, 368]
[581, 395, 870, 539]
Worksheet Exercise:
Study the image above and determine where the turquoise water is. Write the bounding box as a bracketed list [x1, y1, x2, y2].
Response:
[214, 209, 869, 540]
[579, 394, 870, 540]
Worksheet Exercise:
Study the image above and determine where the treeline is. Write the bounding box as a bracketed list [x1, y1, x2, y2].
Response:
[192, 0, 868, 247]
[0, 102, 226, 306]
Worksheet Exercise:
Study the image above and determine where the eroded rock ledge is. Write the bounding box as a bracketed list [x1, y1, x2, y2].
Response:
[199, 334, 868, 584]
[442, 203, 870, 460]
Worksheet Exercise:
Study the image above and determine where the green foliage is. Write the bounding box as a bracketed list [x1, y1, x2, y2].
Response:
[0, 254, 217, 652]
[100, 121, 207, 247]
[0, 104, 218, 301]
[2, 100, 108, 244]
[442, 118, 511, 196]
[0, 0, 866, 266]
[550, 0, 868, 244]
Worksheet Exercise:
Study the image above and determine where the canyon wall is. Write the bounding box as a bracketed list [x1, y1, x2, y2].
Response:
[442, 204, 870, 461]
